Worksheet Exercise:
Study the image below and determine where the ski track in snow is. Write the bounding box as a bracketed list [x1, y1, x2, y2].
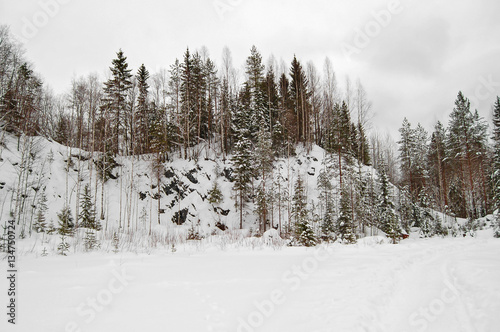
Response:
[1, 237, 500, 332]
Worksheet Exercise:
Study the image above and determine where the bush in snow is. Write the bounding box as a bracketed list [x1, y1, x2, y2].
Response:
[57, 236, 70, 256]
[84, 229, 100, 251]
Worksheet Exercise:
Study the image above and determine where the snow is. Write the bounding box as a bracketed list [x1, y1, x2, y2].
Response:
[2, 132, 500, 331]
[2, 236, 499, 332]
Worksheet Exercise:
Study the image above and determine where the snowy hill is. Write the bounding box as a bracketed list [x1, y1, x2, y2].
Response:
[1, 130, 383, 252]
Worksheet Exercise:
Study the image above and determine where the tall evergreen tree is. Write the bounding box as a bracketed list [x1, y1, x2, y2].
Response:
[232, 137, 253, 229]
[289, 56, 310, 144]
[327, 101, 352, 187]
[377, 166, 400, 243]
[427, 121, 449, 211]
[357, 122, 371, 166]
[398, 118, 416, 196]
[244, 46, 268, 138]
[101, 49, 133, 155]
[135, 64, 150, 154]
[492, 97, 500, 236]
[254, 125, 274, 232]
[180, 48, 197, 158]
[447, 91, 488, 219]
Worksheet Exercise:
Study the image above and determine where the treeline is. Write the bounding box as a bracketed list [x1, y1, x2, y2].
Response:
[1, 24, 499, 245]
[398, 93, 500, 223]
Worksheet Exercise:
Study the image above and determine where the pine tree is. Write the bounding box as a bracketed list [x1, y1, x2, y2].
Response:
[292, 177, 316, 246]
[337, 186, 357, 244]
[79, 184, 100, 230]
[58, 206, 74, 236]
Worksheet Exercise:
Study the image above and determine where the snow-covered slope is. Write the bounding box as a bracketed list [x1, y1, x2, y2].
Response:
[0, 131, 371, 250]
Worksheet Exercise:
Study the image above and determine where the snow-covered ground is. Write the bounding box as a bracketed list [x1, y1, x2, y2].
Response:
[2, 233, 499, 332]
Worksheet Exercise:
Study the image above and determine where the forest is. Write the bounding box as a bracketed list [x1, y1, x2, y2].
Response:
[1, 24, 499, 250]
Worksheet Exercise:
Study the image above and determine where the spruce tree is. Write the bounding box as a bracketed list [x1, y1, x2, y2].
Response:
[377, 167, 400, 243]
[327, 101, 352, 187]
[427, 121, 449, 211]
[57, 236, 70, 256]
[79, 184, 100, 230]
[292, 177, 317, 246]
[191, 52, 208, 144]
[135, 64, 150, 154]
[398, 118, 416, 197]
[318, 168, 336, 241]
[58, 206, 74, 236]
[101, 49, 133, 155]
[447, 92, 488, 219]
[357, 123, 371, 166]
[232, 137, 253, 229]
[254, 125, 274, 232]
[337, 186, 357, 244]
[290, 56, 310, 143]
[208, 181, 223, 205]
[33, 190, 48, 233]
[492, 97, 500, 237]
[244, 46, 268, 139]
[417, 191, 436, 237]
[84, 229, 99, 251]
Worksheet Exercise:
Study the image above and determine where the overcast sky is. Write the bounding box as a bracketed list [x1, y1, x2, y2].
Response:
[1, 0, 499, 139]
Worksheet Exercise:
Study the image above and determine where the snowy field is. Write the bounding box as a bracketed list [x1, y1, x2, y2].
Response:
[2, 233, 500, 332]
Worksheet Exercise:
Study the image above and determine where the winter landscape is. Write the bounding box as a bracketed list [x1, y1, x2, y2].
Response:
[1, 0, 500, 331]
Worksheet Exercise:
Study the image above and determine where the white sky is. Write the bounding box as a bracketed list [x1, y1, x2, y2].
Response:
[1, 0, 499, 139]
